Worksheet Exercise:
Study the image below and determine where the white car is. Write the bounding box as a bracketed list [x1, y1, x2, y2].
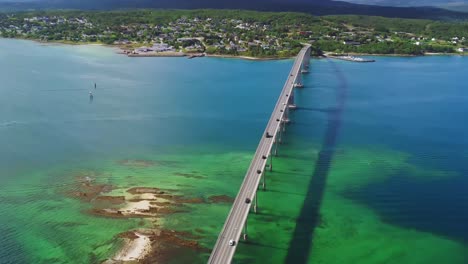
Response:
[229, 239, 236, 246]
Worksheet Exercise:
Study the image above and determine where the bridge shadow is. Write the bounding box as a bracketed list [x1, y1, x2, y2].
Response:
[285, 60, 347, 264]
[297, 107, 339, 113]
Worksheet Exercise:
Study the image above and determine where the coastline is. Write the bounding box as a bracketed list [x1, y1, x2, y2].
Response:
[126, 51, 187, 58]
[2, 37, 467, 60]
[206, 54, 293, 61]
[106, 231, 152, 263]
[329, 52, 468, 57]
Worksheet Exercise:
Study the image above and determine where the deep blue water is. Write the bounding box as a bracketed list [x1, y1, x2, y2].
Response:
[345, 174, 468, 243]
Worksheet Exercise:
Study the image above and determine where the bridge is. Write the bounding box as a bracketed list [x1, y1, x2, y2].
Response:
[208, 45, 312, 264]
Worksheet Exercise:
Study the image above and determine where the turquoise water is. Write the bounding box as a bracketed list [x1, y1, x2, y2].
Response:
[0, 38, 467, 263]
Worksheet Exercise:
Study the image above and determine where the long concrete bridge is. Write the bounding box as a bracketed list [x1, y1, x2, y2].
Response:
[208, 45, 312, 264]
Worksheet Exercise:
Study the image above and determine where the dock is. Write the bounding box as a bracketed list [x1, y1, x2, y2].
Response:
[327, 55, 375, 63]
[188, 53, 206, 59]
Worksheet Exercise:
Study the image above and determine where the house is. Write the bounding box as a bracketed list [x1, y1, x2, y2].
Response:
[343, 40, 361, 46]
[152, 43, 173, 52]
[457, 47, 468, 53]
[135, 47, 152, 53]
[177, 37, 196, 42]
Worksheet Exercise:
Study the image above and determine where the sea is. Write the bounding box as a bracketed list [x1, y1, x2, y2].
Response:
[0, 38, 467, 264]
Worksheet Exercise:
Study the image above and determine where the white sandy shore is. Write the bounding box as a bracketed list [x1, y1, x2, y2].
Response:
[122, 200, 152, 212]
[106, 232, 152, 263]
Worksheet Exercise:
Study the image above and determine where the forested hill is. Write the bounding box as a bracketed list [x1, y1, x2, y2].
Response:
[1, 0, 468, 20]
[1, 9, 467, 57]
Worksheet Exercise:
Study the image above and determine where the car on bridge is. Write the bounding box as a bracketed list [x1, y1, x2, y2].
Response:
[229, 240, 236, 246]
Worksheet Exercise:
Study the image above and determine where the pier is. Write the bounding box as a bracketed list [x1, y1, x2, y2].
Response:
[208, 45, 311, 264]
[326, 54, 375, 63]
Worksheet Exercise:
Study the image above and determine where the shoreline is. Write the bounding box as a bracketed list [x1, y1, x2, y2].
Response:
[205, 54, 293, 61]
[107, 231, 152, 263]
[328, 52, 468, 58]
[126, 51, 187, 58]
[2, 37, 467, 60]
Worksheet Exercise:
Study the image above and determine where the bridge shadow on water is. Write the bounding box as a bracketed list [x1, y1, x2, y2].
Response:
[297, 107, 339, 114]
[285, 60, 348, 264]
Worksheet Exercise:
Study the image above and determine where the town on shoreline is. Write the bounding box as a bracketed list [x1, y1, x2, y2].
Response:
[1, 10, 467, 59]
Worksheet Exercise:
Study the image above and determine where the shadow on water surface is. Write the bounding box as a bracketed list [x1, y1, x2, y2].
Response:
[297, 107, 339, 114]
[285, 60, 347, 264]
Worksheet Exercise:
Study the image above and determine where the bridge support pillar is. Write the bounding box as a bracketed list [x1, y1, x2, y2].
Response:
[290, 90, 295, 106]
[278, 123, 283, 144]
[268, 154, 272, 172]
[302, 49, 311, 75]
[295, 73, 303, 88]
[274, 141, 278, 156]
[262, 173, 266, 190]
[304, 48, 311, 70]
[243, 221, 248, 241]
[253, 193, 258, 214]
[284, 107, 290, 126]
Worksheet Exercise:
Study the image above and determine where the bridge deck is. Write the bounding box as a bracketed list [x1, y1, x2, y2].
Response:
[208, 46, 311, 264]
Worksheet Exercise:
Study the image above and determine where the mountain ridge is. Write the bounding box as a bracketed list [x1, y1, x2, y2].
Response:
[0, 0, 467, 20]
[340, 0, 468, 7]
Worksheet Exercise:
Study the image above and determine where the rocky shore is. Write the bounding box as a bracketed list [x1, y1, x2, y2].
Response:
[62, 167, 234, 263]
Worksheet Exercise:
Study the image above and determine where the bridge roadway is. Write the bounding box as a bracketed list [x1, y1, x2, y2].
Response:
[208, 45, 311, 264]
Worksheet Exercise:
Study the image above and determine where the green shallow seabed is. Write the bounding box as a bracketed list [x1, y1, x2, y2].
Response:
[2, 142, 467, 263]
[1, 146, 255, 263]
[232, 141, 468, 264]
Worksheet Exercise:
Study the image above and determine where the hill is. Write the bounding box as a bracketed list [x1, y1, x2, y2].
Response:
[0, 0, 467, 20]
[341, 0, 468, 7]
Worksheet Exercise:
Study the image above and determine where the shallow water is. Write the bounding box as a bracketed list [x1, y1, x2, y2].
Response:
[0, 39, 467, 263]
